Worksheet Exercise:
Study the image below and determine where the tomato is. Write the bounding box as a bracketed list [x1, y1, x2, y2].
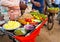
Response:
[25, 18, 32, 22]
[30, 22, 38, 26]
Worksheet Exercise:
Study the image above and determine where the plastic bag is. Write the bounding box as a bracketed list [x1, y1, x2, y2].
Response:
[8, 9, 21, 20]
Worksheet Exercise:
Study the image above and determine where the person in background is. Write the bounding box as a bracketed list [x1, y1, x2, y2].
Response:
[1, 0, 21, 20]
[31, 0, 44, 13]
[45, 0, 54, 7]
[51, 0, 60, 7]
[51, 0, 60, 24]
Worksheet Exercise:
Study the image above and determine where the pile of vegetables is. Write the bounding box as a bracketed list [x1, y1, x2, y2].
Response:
[2, 10, 47, 36]
[30, 11, 47, 21]
[14, 28, 26, 36]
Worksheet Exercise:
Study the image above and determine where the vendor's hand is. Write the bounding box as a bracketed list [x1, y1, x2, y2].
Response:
[20, 2, 27, 10]
[31, 0, 34, 3]
[33, 2, 41, 7]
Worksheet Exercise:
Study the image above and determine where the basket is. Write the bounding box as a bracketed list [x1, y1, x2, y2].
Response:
[47, 8, 59, 14]
[48, 10, 59, 14]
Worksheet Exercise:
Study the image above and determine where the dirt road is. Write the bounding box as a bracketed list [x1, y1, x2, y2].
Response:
[36, 19, 60, 42]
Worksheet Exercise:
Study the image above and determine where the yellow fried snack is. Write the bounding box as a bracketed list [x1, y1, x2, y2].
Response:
[3, 21, 21, 30]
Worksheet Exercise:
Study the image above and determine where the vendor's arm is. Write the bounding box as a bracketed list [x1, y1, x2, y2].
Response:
[31, 0, 41, 7]
[44, 0, 46, 14]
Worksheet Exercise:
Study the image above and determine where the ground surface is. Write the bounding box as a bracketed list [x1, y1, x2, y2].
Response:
[36, 19, 60, 42]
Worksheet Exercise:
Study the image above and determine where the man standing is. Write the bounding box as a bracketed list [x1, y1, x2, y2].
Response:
[31, 0, 44, 13]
